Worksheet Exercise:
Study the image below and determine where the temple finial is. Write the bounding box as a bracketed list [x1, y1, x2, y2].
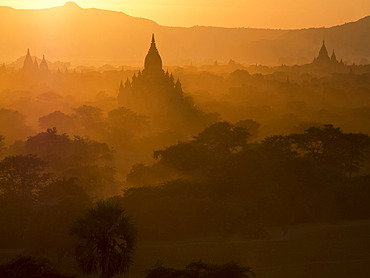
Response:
[151, 33, 157, 48]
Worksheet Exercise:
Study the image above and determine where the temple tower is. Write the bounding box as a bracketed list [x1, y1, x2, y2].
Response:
[23, 48, 34, 73]
[316, 40, 330, 63]
[144, 34, 163, 74]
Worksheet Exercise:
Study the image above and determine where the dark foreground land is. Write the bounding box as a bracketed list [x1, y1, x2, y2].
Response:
[1, 221, 370, 278]
[125, 220, 370, 278]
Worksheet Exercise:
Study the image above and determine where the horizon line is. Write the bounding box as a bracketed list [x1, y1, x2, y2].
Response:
[0, 1, 369, 30]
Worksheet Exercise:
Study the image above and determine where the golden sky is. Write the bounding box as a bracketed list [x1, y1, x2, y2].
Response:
[1, 0, 369, 28]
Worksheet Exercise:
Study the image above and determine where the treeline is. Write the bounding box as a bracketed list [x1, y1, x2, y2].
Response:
[39, 105, 149, 151]
[120, 122, 370, 240]
[0, 128, 117, 254]
[0, 121, 369, 257]
[181, 69, 370, 137]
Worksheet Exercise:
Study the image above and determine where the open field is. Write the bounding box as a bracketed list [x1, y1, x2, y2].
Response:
[1, 221, 370, 277]
[124, 220, 370, 278]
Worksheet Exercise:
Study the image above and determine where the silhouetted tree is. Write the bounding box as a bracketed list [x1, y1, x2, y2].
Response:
[24, 129, 116, 197]
[126, 163, 178, 187]
[74, 105, 104, 123]
[261, 135, 297, 159]
[341, 133, 370, 178]
[25, 178, 91, 260]
[71, 200, 137, 278]
[194, 121, 249, 155]
[73, 105, 106, 139]
[290, 125, 343, 162]
[154, 141, 208, 172]
[39, 111, 77, 135]
[0, 109, 33, 143]
[25, 129, 114, 167]
[153, 122, 249, 173]
[106, 107, 148, 134]
[0, 155, 51, 247]
[0, 154, 51, 202]
[235, 119, 260, 139]
[290, 125, 370, 177]
[25, 128, 71, 163]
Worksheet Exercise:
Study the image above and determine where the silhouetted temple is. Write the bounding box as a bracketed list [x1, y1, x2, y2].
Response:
[23, 49, 34, 74]
[22, 49, 49, 74]
[22, 49, 50, 79]
[118, 34, 215, 132]
[144, 34, 163, 74]
[313, 41, 343, 66]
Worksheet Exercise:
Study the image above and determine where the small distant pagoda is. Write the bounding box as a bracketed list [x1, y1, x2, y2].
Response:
[22, 49, 50, 76]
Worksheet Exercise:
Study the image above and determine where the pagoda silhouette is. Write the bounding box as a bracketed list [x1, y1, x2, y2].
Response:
[313, 40, 344, 66]
[22, 49, 50, 79]
[118, 34, 216, 132]
[144, 34, 163, 75]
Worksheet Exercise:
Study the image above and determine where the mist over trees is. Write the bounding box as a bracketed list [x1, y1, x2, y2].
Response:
[0, 19, 369, 278]
[118, 123, 370, 240]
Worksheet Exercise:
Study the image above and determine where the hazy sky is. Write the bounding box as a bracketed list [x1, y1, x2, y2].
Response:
[1, 0, 369, 28]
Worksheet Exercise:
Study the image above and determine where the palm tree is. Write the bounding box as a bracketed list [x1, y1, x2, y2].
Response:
[71, 200, 137, 278]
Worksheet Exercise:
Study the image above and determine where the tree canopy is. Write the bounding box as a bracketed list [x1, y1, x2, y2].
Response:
[71, 200, 137, 278]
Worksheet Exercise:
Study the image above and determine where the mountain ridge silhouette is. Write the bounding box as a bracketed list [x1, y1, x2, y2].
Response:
[0, 3, 368, 65]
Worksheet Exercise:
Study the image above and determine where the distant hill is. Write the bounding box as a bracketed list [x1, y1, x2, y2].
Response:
[0, 2, 369, 66]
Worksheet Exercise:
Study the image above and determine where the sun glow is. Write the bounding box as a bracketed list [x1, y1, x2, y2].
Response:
[2, 1, 66, 9]
[1, 0, 370, 28]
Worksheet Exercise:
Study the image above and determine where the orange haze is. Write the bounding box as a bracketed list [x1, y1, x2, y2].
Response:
[1, 0, 370, 28]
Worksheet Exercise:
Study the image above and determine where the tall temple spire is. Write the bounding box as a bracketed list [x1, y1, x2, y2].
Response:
[313, 40, 331, 65]
[144, 34, 163, 73]
[318, 40, 330, 61]
[23, 48, 34, 72]
[40, 54, 49, 73]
